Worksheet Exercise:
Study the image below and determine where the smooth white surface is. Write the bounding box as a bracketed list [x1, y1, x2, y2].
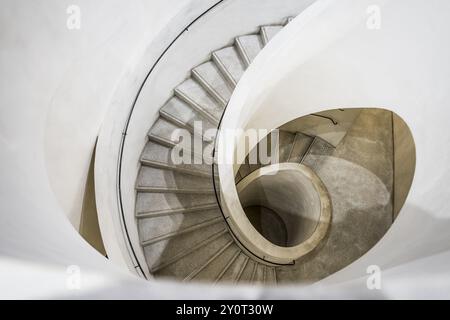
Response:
[101, 0, 315, 275]
[218, 0, 450, 291]
[1, 0, 450, 298]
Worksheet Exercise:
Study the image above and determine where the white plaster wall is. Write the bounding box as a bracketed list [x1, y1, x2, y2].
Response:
[0, 0, 195, 229]
[98, 0, 315, 278]
[218, 0, 450, 293]
[1, 0, 450, 299]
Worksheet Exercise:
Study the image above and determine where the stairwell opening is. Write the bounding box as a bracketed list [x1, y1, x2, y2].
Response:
[231, 108, 416, 267]
[237, 164, 328, 248]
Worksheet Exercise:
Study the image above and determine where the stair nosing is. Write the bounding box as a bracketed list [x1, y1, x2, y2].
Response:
[191, 68, 228, 108]
[235, 255, 249, 283]
[140, 159, 213, 178]
[183, 239, 234, 281]
[174, 88, 220, 126]
[159, 110, 212, 143]
[211, 51, 238, 88]
[214, 249, 241, 284]
[147, 133, 214, 162]
[141, 216, 224, 246]
[260, 27, 270, 46]
[136, 186, 215, 194]
[136, 203, 219, 219]
[235, 37, 251, 68]
[150, 228, 228, 273]
[250, 262, 258, 282]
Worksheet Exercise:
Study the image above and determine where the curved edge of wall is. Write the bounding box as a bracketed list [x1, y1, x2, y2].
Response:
[217, 0, 450, 294]
[94, 0, 220, 277]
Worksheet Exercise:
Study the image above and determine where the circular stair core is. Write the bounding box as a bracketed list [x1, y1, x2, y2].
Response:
[236, 163, 331, 256]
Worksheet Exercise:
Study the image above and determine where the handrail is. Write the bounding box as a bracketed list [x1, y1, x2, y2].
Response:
[116, 0, 226, 279]
[211, 106, 293, 267]
[311, 113, 338, 125]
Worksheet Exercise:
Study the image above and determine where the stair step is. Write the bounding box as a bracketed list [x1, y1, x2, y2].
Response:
[265, 267, 277, 285]
[154, 227, 231, 279]
[136, 202, 218, 219]
[250, 262, 259, 282]
[136, 166, 213, 192]
[301, 136, 335, 171]
[214, 249, 241, 283]
[148, 117, 209, 148]
[277, 130, 297, 163]
[192, 61, 232, 107]
[141, 216, 224, 246]
[237, 162, 251, 180]
[254, 264, 268, 284]
[140, 159, 213, 178]
[184, 240, 234, 281]
[175, 79, 223, 125]
[136, 192, 218, 216]
[160, 96, 216, 141]
[138, 209, 222, 247]
[235, 256, 250, 283]
[141, 141, 212, 176]
[260, 25, 283, 45]
[288, 132, 314, 163]
[235, 34, 264, 68]
[144, 221, 226, 272]
[136, 186, 215, 194]
[237, 259, 258, 283]
[151, 228, 228, 273]
[212, 46, 246, 87]
[148, 117, 214, 163]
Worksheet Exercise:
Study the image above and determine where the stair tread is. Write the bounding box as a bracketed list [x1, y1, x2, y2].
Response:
[184, 239, 235, 281]
[235, 34, 264, 67]
[192, 61, 232, 106]
[151, 228, 228, 273]
[143, 222, 227, 272]
[288, 132, 314, 163]
[212, 46, 246, 86]
[141, 141, 211, 177]
[154, 226, 232, 279]
[136, 165, 213, 190]
[175, 78, 224, 123]
[142, 216, 224, 246]
[136, 192, 217, 216]
[160, 96, 216, 134]
[136, 203, 218, 219]
[261, 25, 283, 45]
[139, 209, 222, 244]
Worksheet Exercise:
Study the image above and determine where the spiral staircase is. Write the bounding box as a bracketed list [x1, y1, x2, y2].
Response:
[136, 18, 298, 284]
[134, 14, 399, 284]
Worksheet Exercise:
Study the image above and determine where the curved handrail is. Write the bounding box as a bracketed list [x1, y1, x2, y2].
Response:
[311, 113, 339, 125]
[211, 104, 294, 266]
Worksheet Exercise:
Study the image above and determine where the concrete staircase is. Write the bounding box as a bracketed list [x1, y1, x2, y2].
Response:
[135, 18, 315, 284]
[235, 130, 335, 183]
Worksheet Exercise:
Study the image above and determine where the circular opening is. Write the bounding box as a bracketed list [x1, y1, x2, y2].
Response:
[228, 107, 415, 266]
[237, 164, 326, 247]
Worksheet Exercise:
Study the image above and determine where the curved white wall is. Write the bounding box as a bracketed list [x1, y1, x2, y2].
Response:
[1, 0, 450, 298]
[218, 0, 450, 294]
[96, 0, 316, 278]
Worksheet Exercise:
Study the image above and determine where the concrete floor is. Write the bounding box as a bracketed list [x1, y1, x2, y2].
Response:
[277, 109, 394, 283]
